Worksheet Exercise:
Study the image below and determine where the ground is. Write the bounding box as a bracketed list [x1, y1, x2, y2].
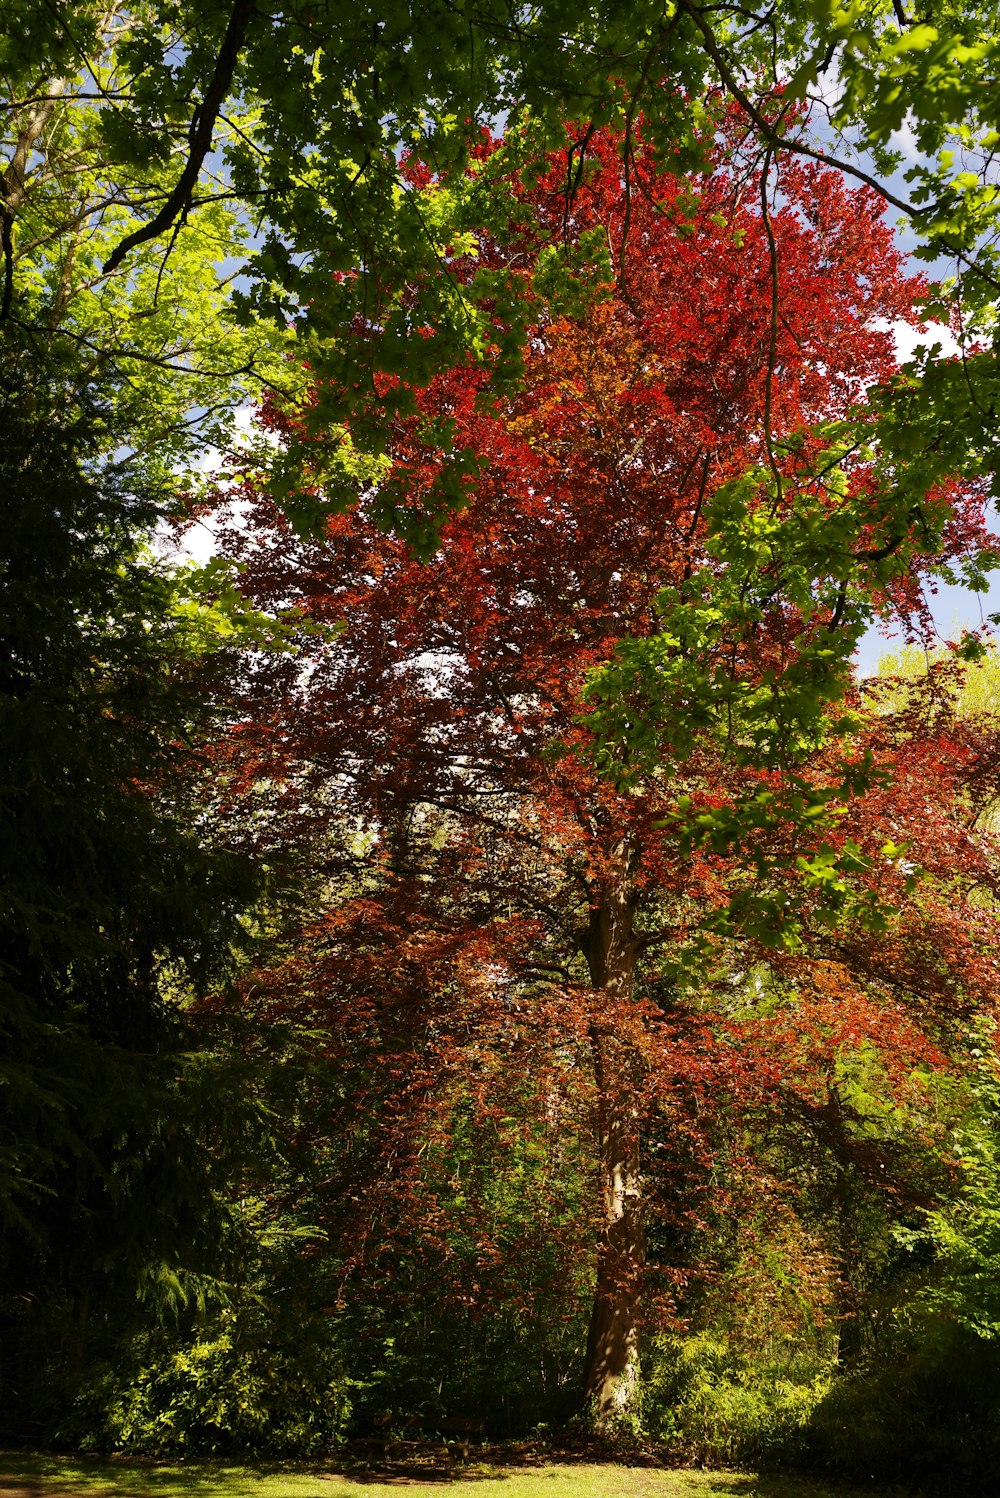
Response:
[0, 1455, 948, 1498]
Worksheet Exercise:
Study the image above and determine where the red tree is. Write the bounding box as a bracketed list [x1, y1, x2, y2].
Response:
[202, 129, 999, 1420]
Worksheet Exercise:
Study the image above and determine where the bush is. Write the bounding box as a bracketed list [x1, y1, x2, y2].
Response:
[806, 1317, 1000, 1484]
[59, 1302, 350, 1457]
[642, 1332, 833, 1466]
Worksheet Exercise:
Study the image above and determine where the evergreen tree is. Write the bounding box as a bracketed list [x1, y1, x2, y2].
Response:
[0, 344, 259, 1435]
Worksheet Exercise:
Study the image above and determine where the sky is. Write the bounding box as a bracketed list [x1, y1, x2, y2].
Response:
[854, 316, 1000, 676]
[851, 113, 1000, 675]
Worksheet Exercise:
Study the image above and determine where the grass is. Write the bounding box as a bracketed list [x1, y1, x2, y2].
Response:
[0, 1454, 937, 1498]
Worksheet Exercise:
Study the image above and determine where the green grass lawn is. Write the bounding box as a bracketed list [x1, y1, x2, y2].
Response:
[0, 1455, 937, 1498]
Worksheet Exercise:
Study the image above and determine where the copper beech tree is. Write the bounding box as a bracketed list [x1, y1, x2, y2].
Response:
[201, 132, 1000, 1421]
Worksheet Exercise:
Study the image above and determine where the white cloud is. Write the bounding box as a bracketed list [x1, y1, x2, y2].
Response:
[159, 404, 272, 566]
[163, 517, 218, 565]
[888, 317, 962, 362]
[888, 118, 923, 164]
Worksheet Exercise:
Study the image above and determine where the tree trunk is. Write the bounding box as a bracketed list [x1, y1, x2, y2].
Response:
[580, 878, 645, 1425]
[821, 1091, 867, 1367]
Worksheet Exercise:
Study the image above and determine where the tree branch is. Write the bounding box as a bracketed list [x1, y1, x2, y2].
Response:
[0, 81, 68, 319]
[102, 0, 254, 275]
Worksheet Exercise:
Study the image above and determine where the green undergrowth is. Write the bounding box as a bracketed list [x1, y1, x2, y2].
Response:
[0, 1453, 950, 1498]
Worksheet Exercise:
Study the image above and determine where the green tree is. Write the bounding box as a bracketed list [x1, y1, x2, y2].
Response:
[0, 342, 268, 1436]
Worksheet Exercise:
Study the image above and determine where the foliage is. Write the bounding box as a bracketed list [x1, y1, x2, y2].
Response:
[762, 681, 1000, 1487]
[4, 0, 1000, 530]
[6, 0, 1000, 1463]
[911, 1055, 1000, 1338]
[846, 1025, 1000, 1441]
[189, 123, 1000, 1432]
[222, 952, 597, 1438]
[643, 1332, 832, 1467]
[0, 345, 275, 1439]
[1, 365, 235, 1186]
[806, 1315, 1000, 1483]
[343, 1296, 590, 1441]
[62, 1297, 350, 1458]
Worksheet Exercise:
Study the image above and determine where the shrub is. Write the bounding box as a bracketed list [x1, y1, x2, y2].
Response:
[642, 1331, 833, 1466]
[806, 1317, 1000, 1484]
[60, 1303, 350, 1456]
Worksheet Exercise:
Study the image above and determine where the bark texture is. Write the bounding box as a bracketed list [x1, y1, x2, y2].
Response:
[580, 872, 645, 1424]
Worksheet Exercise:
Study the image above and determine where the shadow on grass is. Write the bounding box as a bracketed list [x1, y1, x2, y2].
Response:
[1, 1453, 507, 1496]
[0, 1451, 956, 1498]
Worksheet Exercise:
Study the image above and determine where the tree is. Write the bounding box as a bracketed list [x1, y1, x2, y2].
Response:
[3, 0, 999, 532]
[200, 130, 997, 1422]
[0, 343, 270, 1434]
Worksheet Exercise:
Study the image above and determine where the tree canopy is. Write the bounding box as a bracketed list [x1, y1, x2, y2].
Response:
[5, 0, 1000, 1474]
[193, 127, 1000, 1420]
[4, 0, 1000, 513]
